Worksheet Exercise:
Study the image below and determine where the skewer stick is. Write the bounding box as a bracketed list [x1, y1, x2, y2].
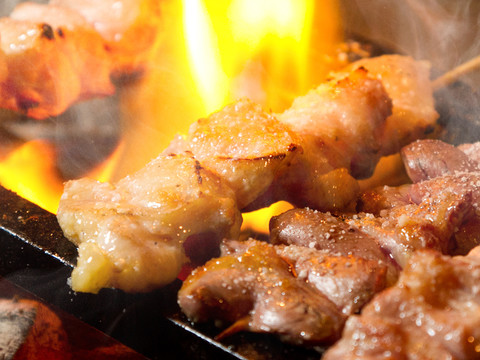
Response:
[432, 54, 480, 91]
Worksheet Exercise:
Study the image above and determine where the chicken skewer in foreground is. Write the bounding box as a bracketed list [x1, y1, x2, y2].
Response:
[57, 55, 437, 294]
[179, 139, 480, 346]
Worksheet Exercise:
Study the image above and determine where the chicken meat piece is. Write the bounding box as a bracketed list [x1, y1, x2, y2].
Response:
[276, 244, 387, 316]
[221, 238, 388, 316]
[50, 0, 161, 76]
[165, 99, 302, 210]
[253, 55, 436, 212]
[401, 139, 480, 183]
[0, 0, 160, 119]
[178, 239, 345, 345]
[351, 185, 473, 268]
[278, 67, 392, 180]
[57, 153, 242, 293]
[0, 5, 113, 119]
[345, 54, 439, 155]
[324, 247, 480, 360]
[410, 172, 480, 256]
[254, 67, 393, 212]
[359, 145, 480, 257]
[270, 208, 400, 285]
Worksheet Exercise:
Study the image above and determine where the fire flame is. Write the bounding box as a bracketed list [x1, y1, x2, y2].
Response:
[0, 0, 341, 232]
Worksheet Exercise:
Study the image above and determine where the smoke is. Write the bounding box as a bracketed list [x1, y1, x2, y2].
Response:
[339, 0, 480, 82]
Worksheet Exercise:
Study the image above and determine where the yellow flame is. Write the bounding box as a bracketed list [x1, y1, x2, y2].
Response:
[183, 0, 230, 114]
[182, 0, 320, 112]
[0, 140, 63, 213]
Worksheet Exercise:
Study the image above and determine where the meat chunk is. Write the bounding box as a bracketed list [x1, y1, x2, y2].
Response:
[57, 153, 242, 293]
[179, 240, 345, 345]
[276, 244, 387, 315]
[350, 186, 473, 268]
[324, 248, 480, 360]
[401, 139, 479, 183]
[0, 10, 113, 119]
[49, 0, 161, 76]
[0, 0, 160, 119]
[279, 67, 392, 179]
[345, 54, 439, 155]
[270, 208, 399, 285]
[165, 99, 302, 210]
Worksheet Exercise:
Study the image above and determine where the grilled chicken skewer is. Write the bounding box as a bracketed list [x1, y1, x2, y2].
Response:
[57, 55, 438, 294]
[0, 0, 160, 119]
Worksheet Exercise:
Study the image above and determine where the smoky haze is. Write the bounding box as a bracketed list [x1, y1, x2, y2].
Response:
[339, 0, 480, 84]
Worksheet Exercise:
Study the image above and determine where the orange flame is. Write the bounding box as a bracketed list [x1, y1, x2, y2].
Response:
[0, 140, 63, 213]
[0, 0, 341, 234]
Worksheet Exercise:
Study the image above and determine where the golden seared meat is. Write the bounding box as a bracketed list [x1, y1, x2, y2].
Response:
[279, 67, 392, 180]
[262, 67, 392, 212]
[57, 153, 241, 293]
[324, 248, 480, 360]
[345, 54, 439, 155]
[178, 240, 346, 345]
[252, 55, 437, 212]
[165, 99, 302, 210]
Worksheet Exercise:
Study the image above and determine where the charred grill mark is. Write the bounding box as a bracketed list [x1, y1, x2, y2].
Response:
[17, 96, 39, 111]
[194, 160, 203, 185]
[40, 23, 55, 40]
[56, 28, 65, 38]
[217, 154, 287, 162]
[216, 143, 300, 162]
